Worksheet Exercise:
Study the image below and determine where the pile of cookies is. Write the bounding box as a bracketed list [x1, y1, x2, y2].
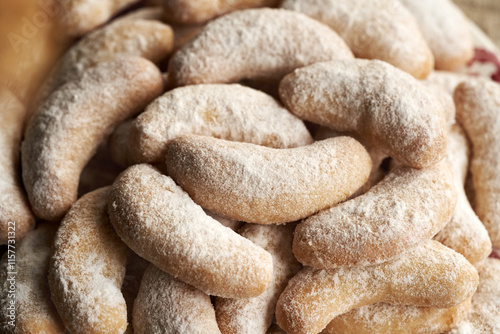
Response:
[1, 0, 500, 333]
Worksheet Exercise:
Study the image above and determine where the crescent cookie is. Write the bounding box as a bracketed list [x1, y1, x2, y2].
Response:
[22, 56, 163, 221]
[165, 135, 372, 224]
[127, 84, 312, 164]
[281, 0, 434, 79]
[133, 264, 221, 334]
[276, 240, 478, 334]
[0, 223, 64, 334]
[168, 8, 353, 86]
[49, 187, 129, 334]
[108, 164, 273, 298]
[454, 79, 500, 248]
[0, 89, 35, 244]
[280, 59, 447, 168]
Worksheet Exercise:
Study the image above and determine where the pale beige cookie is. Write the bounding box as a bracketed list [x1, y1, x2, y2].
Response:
[0, 89, 35, 244]
[276, 240, 479, 334]
[281, 0, 433, 79]
[423, 81, 456, 126]
[168, 8, 353, 86]
[205, 210, 243, 232]
[49, 187, 129, 334]
[128, 84, 313, 164]
[322, 299, 471, 334]
[280, 59, 447, 168]
[215, 224, 301, 334]
[0, 223, 64, 334]
[56, 0, 140, 36]
[434, 124, 492, 268]
[165, 135, 372, 224]
[454, 79, 500, 248]
[161, 0, 280, 24]
[108, 164, 273, 298]
[449, 258, 500, 333]
[171, 24, 204, 53]
[294, 161, 456, 268]
[399, 0, 474, 71]
[38, 16, 173, 103]
[22, 57, 163, 221]
[426, 71, 470, 95]
[133, 264, 221, 334]
[120, 6, 165, 21]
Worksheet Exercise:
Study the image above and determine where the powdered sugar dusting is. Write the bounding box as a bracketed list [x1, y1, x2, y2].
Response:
[165, 135, 372, 224]
[108, 164, 273, 298]
[434, 124, 492, 267]
[277, 240, 478, 334]
[49, 187, 129, 334]
[279, 59, 447, 168]
[454, 79, 500, 248]
[450, 258, 500, 333]
[215, 224, 301, 334]
[399, 0, 473, 71]
[294, 161, 456, 268]
[168, 8, 353, 86]
[129, 84, 313, 164]
[22, 56, 163, 221]
[133, 264, 221, 334]
[281, 0, 433, 79]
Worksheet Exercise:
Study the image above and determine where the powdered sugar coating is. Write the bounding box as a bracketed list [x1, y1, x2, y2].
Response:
[454, 79, 500, 248]
[108, 164, 273, 298]
[168, 8, 353, 86]
[281, 0, 433, 79]
[399, 0, 473, 71]
[323, 299, 471, 334]
[215, 224, 301, 334]
[56, 0, 139, 36]
[426, 71, 470, 95]
[22, 56, 163, 221]
[49, 187, 129, 334]
[294, 161, 456, 269]
[279, 59, 447, 168]
[133, 264, 221, 334]
[423, 81, 456, 126]
[129, 84, 313, 164]
[449, 258, 500, 333]
[38, 16, 173, 104]
[0, 223, 64, 334]
[434, 124, 492, 268]
[0, 89, 35, 244]
[162, 0, 280, 24]
[276, 240, 479, 334]
[165, 135, 372, 224]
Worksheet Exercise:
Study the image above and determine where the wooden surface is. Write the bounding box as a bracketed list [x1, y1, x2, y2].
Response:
[455, 0, 500, 47]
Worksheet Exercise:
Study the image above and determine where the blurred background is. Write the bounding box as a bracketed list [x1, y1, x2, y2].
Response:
[455, 0, 500, 48]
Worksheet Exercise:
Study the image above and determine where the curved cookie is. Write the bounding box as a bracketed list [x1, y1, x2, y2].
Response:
[22, 56, 163, 221]
[162, 0, 280, 24]
[276, 240, 478, 334]
[133, 264, 221, 334]
[399, 0, 473, 71]
[322, 299, 471, 334]
[434, 124, 492, 268]
[281, 0, 433, 79]
[49, 187, 129, 334]
[215, 224, 301, 334]
[280, 59, 447, 168]
[168, 8, 353, 86]
[165, 135, 372, 224]
[128, 84, 313, 164]
[0, 90, 35, 244]
[38, 16, 173, 103]
[454, 79, 500, 248]
[0, 223, 64, 334]
[108, 164, 273, 298]
[293, 161, 456, 268]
